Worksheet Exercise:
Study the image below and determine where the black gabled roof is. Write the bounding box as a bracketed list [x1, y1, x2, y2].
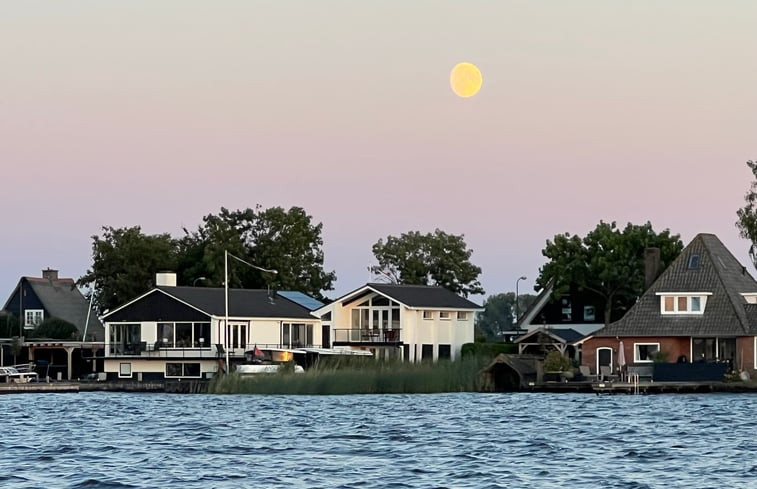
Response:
[161, 287, 316, 319]
[366, 283, 482, 309]
[104, 286, 316, 321]
[594, 234, 757, 337]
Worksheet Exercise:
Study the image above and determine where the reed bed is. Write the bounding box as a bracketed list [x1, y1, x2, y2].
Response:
[209, 356, 489, 395]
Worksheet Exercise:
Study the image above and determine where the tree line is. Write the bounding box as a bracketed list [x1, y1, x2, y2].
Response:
[78, 206, 485, 314]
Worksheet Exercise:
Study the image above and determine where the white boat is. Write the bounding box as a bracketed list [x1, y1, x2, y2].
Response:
[236, 348, 305, 375]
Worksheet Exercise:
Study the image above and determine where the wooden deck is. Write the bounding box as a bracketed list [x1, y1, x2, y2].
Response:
[523, 380, 757, 394]
[0, 380, 209, 394]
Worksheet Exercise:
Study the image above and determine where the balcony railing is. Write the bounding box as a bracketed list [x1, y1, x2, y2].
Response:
[107, 342, 219, 359]
[332, 328, 402, 344]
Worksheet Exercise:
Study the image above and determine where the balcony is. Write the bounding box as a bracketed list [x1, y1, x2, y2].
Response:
[332, 328, 402, 345]
[107, 342, 218, 359]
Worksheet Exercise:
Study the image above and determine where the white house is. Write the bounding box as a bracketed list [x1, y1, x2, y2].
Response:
[100, 273, 321, 380]
[313, 283, 482, 362]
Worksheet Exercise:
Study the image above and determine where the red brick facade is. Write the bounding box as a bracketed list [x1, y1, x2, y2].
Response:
[582, 336, 757, 375]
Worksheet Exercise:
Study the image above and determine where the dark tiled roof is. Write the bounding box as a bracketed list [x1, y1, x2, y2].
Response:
[157, 286, 315, 319]
[514, 327, 584, 344]
[595, 234, 757, 337]
[26, 278, 104, 341]
[366, 283, 482, 309]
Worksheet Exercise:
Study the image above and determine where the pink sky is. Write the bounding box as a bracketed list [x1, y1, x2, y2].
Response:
[1, 2, 756, 301]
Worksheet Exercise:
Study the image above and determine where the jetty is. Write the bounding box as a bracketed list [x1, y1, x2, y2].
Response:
[0, 379, 210, 394]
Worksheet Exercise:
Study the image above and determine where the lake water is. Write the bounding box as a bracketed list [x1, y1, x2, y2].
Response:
[2, 392, 757, 488]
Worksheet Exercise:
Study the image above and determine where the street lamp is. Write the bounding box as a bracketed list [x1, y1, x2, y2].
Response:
[193, 277, 207, 287]
[515, 276, 527, 332]
[224, 250, 277, 374]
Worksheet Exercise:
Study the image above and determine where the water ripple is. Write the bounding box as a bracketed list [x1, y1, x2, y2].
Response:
[1, 392, 756, 488]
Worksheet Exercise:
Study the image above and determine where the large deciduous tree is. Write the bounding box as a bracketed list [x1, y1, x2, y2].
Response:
[736, 160, 757, 267]
[177, 206, 335, 299]
[78, 226, 178, 314]
[475, 292, 537, 341]
[536, 221, 682, 325]
[371, 229, 484, 297]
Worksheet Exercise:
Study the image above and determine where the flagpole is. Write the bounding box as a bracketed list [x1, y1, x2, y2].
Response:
[223, 249, 277, 375]
[224, 250, 230, 374]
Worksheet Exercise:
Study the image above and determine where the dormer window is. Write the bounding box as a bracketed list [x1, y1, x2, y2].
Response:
[657, 293, 711, 314]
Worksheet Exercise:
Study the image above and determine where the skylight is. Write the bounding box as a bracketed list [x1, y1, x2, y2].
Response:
[688, 255, 700, 269]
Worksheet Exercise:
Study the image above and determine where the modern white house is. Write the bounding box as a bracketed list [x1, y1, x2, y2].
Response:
[100, 273, 321, 380]
[313, 283, 482, 362]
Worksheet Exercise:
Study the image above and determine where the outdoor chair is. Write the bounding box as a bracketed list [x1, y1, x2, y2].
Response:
[579, 365, 597, 381]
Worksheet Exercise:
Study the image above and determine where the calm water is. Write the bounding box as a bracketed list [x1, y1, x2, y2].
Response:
[2, 392, 757, 488]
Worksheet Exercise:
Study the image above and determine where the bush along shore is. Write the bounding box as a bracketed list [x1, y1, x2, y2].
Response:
[208, 355, 490, 395]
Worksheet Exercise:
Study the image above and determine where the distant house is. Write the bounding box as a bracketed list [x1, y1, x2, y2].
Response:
[100, 272, 322, 381]
[2, 268, 103, 341]
[581, 234, 757, 377]
[515, 280, 606, 338]
[312, 283, 482, 362]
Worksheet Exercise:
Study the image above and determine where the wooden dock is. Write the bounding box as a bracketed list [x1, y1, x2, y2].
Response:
[523, 380, 757, 394]
[0, 380, 209, 394]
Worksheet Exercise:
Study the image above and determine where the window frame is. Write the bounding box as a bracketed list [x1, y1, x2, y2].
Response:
[119, 362, 132, 378]
[634, 343, 661, 363]
[456, 311, 468, 321]
[439, 311, 451, 320]
[24, 309, 44, 327]
[422, 311, 433, 320]
[657, 293, 710, 315]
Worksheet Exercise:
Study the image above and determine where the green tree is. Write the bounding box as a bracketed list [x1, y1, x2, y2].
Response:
[736, 160, 757, 267]
[371, 229, 484, 297]
[178, 206, 335, 299]
[537, 221, 682, 325]
[29, 318, 79, 340]
[78, 226, 178, 314]
[0, 313, 19, 337]
[475, 292, 537, 340]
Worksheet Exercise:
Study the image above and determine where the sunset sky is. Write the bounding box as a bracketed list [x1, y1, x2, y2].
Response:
[1, 1, 756, 302]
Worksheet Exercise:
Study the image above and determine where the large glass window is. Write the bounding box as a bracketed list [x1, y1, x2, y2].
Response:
[282, 323, 313, 348]
[165, 362, 202, 378]
[634, 343, 660, 363]
[109, 323, 141, 355]
[158, 322, 211, 348]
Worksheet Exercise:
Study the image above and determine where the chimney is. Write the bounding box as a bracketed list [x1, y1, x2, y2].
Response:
[42, 268, 59, 281]
[155, 272, 177, 287]
[644, 248, 661, 289]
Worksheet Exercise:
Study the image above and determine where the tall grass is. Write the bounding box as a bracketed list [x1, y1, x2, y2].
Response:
[209, 356, 490, 395]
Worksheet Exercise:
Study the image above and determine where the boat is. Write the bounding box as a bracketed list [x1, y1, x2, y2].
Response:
[236, 348, 305, 375]
[235, 346, 373, 375]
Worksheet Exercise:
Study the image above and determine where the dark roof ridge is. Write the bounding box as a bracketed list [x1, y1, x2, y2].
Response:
[699, 234, 753, 334]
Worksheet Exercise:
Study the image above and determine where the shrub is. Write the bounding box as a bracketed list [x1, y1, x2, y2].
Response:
[543, 350, 572, 372]
[29, 318, 79, 339]
[461, 342, 517, 358]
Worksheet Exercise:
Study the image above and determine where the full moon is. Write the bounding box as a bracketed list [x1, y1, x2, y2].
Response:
[450, 62, 483, 98]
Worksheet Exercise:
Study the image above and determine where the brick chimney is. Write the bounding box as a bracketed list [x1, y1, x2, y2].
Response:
[644, 248, 661, 290]
[42, 268, 59, 281]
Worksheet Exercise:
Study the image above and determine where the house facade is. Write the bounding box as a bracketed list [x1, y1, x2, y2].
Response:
[100, 273, 321, 380]
[581, 234, 757, 377]
[313, 283, 482, 362]
[515, 281, 606, 338]
[2, 268, 104, 341]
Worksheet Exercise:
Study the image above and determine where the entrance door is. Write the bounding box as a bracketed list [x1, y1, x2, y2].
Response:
[596, 347, 612, 376]
[322, 325, 331, 348]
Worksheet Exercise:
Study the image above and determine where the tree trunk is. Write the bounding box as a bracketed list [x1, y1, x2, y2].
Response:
[604, 295, 613, 326]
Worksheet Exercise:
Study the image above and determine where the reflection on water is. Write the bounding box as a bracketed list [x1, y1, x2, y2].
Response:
[1, 392, 757, 488]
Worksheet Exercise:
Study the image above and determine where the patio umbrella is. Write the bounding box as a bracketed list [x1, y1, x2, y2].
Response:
[617, 341, 626, 378]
